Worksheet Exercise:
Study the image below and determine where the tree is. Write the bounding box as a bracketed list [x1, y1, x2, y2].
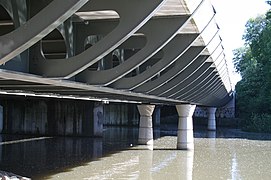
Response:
[234, 4, 271, 131]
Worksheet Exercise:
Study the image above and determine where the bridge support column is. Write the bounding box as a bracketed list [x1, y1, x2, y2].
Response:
[153, 106, 161, 127]
[93, 102, 104, 137]
[207, 107, 217, 131]
[0, 105, 3, 133]
[176, 104, 196, 150]
[137, 105, 155, 145]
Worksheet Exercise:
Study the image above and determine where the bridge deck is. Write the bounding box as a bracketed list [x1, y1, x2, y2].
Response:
[0, 0, 233, 106]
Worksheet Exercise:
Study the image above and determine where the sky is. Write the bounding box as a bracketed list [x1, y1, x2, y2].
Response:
[210, 0, 270, 86]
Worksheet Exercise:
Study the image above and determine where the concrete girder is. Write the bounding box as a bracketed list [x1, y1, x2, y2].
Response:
[199, 87, 230, 106]
[216, 64, 228, 86]
[164, 67, 215, 98]
[0, 1, 13, 20]
[10, 1, 20, 28]
[179, 72, 221, 100]
[70, 20, 119, 57]
[77, 16, 190, 85]
[214, 53, 232, 91]
[211, 45, 224, 63]
[74, 21, 147, 55]
[192, 89, 224, 106]
[216, 58, 227, 73]
[0, 0, 89, 65]
[0, 69, 186, 104]
[188, 78, 226, 103]
[33, 0, 166, 78]
[212, 55, 230, 81]
[178, 73, 220, 101]
[0, 0, 234, 107]
[30, 22, 147, 74]
[197, 86, 228, 106]
[153, 37, 223, 97]
[110, 33, 199, 90]
[0, 0, 27, 29]
[150, 56, 212, 96]
[211, 85, 229, 100]
[219, 64, 232, 91]
[213, 51, 225, 68]
[80, 0, 214, 87]
[134, 46, 206, 93]
[110, 8, 217, 90]
[134, 22, 220, 94]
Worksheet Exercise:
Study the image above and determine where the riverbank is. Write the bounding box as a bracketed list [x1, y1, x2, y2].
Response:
[160, 115, 240, 128]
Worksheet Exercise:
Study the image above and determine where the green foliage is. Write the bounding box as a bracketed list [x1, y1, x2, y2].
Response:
[234, 2, 271, 132]
[243, 15, 267, 45]
[243, 114, 271, 133]
[233, 47, 256, 76]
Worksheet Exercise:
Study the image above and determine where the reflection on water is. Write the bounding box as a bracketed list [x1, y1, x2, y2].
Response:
[0, 127, 271, 179]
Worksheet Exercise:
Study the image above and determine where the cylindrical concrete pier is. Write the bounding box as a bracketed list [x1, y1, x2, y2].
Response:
[176, 104, 196, 150]
[207, 107, 217, 131]
[137, 105, 155, 145]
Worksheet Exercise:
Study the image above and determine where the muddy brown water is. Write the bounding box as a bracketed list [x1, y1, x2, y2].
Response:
[0, 127, 271, 180]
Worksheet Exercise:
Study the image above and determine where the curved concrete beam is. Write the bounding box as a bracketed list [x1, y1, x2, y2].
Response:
[198, 85, 229, 106]
[0, 0, 89, 65]
[151, 56, 211, 96]
[0, 0, 27, 28]
[200, 87, 231, 106]
[162, 41, 224, 98]
[186, 75, 226, 103]
[152, 39, 223, 97]
[163, 66, 215, 98]
[35, 0, 166, 78]
[104, 0, 214, 89]
[109, 33, 199, 90]
[77, 16, 190, 85]
[134, 23, 220, 94]
[178, 73, 220, 100]
[134, 46, 206, 93]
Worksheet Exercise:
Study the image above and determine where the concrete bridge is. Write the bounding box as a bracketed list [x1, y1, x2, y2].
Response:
[0, 0, 233, 150]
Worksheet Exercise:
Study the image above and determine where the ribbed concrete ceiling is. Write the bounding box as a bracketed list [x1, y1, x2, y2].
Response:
[0, 0, 233, 106]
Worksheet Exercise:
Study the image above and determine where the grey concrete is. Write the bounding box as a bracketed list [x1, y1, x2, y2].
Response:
[153, 106, 161, 127]
[78, 16, 190, 85]
[93, 102, 104, 137]
[104, 104, 128, 126]
[163, 65, 215, 98]
[207, 107, 217, 131]
[34, 0, 166, 78]
[1, 98, 95, 136]
[104, 103, 139, 126]
[0, 105, 3, 133]
[111, 33, 199, 90]
[137, 105, 155, 145]
[134, 46, 206, 93]
[0, 0, 233, 111]
[0, 0, 89, 65]
[176, 104, 196, 150]
[151, 57, 212, 96]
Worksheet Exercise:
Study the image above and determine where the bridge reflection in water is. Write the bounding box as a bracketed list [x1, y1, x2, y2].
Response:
[0, 127, 271, 179]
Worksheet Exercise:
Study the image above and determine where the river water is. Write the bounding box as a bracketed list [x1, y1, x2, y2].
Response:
[0, 126, 271, 180]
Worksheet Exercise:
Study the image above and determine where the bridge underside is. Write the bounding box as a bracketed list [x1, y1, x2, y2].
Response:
[0, 0, 233, 107]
